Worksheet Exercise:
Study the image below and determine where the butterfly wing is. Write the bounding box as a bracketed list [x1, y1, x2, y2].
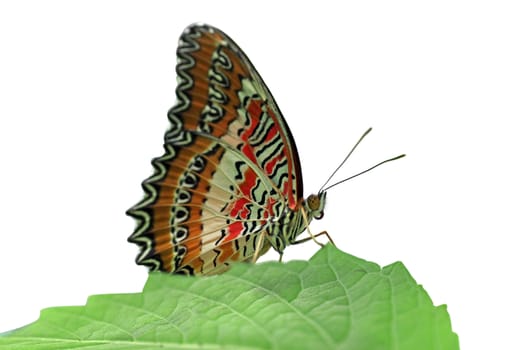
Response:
[127, 24, 302, 274]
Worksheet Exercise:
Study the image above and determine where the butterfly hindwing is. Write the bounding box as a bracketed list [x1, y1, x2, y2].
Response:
[128, 24, 303, 274]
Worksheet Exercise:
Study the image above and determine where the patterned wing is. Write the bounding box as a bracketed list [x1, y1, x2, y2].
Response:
[127, 24, 302, 274]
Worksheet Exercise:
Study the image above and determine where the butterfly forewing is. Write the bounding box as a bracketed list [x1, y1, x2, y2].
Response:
[128, 24, 303, 274]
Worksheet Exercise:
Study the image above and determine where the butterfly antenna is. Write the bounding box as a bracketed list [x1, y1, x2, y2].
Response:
[319, 127, 373, 192]
[322, 153, 406, 192]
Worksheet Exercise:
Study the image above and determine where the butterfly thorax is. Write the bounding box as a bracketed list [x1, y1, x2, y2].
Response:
[267, 192, 326, 254]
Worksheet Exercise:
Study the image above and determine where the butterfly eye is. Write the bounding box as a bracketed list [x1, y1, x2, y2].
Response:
[306, 195, 320, 211]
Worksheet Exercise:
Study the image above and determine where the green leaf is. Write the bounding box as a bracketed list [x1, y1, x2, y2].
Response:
[0, 245, 458, 349]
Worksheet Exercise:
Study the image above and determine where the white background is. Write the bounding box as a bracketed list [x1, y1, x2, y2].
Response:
[1, 1, 509, 348]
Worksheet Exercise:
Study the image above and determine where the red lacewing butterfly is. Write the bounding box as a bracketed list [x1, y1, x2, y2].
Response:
[127, 24, 404, 275]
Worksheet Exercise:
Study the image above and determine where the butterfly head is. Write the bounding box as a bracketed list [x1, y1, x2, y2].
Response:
[305, 192, 327, 220]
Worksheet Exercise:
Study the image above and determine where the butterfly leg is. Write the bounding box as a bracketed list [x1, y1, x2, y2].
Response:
[252, 231, 268, 263]
[291, 230, 336, 247]
[297, 206, 337, 247]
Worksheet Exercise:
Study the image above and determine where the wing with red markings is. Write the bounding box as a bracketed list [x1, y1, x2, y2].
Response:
[127, 24, 302, 274]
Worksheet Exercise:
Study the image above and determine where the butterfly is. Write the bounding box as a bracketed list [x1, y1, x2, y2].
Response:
[127, 24, 403, 275]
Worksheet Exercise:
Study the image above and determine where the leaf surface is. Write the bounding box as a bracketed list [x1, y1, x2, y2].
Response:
[0, 245, 459, 349]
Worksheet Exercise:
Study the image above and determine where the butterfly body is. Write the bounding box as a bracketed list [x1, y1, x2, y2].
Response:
[128, 24, 326, 275]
